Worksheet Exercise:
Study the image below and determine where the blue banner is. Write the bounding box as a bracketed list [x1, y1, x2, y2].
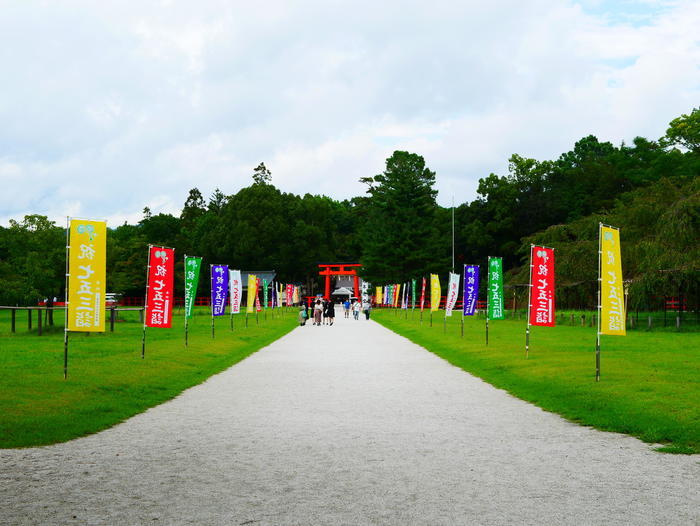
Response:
[463, 264, 480, 316]
[211, 264, 229, 316]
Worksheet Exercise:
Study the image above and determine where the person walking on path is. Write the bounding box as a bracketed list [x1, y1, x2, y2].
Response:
[298, 305, 308, 326]
[352, 300, 361, 320]
[343, 299, 351, 318]
[313, 300, 323, 326]
[362, 299, 372, 320]
[325, 300, 336, 326]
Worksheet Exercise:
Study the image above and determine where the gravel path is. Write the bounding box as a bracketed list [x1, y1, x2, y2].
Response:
[1, 313, 698, 525]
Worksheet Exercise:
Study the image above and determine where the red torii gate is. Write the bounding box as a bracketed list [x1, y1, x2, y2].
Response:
[318, 263, 361, 300]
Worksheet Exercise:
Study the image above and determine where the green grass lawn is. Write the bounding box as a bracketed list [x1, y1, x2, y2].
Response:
[373, 309, 700, 454]
[0, 307, 297, 448]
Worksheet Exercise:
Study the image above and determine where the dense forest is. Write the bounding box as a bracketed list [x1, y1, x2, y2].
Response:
[1, 108, 698, 309]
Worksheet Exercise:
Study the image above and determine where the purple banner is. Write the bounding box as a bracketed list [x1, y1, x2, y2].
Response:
[211, 264, 229, 316]
[463, 264, 480, 315]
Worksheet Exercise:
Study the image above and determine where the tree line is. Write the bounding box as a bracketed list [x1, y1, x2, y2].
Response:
[1, 109, 698, 308]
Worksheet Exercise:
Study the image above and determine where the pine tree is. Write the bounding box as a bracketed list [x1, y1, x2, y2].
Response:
[359, 151, 444, 283]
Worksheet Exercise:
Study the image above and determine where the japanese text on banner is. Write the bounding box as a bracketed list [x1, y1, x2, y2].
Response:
[600, 226, 626, 335]
[529, 246, 555, 327]
[211, 265, 229, 316]
[67, 219, 106, 332]
[247, 275, 257, 313]
[463, 265, 479, 316]
[184, 256, 202, 319]
[229, 269, 242, 314]
[146, 246, 175, 328]
[430, 274, 441, 312]
[445, 272, 460, 316]
[487, 257, 505, 320]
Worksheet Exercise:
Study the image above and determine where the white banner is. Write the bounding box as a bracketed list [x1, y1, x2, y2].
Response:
[230, 269, 242, 314]
[445, 272, 460, 316]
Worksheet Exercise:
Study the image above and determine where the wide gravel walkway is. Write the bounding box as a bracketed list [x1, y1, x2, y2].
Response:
[1, 313, 699, 525]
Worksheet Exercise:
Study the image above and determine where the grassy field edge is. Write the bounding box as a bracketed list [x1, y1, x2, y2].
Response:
[1, 312, 298, 449]
[372, 311, 699, 455]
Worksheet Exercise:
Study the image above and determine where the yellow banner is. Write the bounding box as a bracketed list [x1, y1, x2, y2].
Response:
[393, 284, 401, 307]
[67, 219, 107, 332]
[600, 225, 626, 336]
[376, 286, 383, 304]
[246, 274, 257, 313]
[430, 274, 441, 312]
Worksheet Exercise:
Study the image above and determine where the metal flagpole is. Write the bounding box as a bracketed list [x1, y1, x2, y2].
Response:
[526, 245, 534, 358]
[596, 223, 602, 382]
[141, 245, 152, 359]
[63, 217, 70, 379]
[452, 195, 455, 272]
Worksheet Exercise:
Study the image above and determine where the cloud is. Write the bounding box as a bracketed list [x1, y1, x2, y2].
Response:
[1, 0, 699, 224]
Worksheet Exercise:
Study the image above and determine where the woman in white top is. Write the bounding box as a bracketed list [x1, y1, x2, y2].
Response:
[313, 299, 324, 326]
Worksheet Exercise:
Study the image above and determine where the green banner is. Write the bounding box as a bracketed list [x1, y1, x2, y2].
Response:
[411, 279, 416, 309]
[184, 256, 202, 319]
[487, 257, 505, 320]
[263, 279, 268, 309]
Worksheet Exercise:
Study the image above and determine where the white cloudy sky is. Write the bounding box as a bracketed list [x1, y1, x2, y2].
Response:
[1, 0, 699, 226]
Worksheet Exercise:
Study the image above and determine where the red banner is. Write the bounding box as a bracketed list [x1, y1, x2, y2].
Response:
[420, 277, 426, 311]
[145, 246, 175, 328]
[529, 246, 555, 327]
[286, 284, 293, 306]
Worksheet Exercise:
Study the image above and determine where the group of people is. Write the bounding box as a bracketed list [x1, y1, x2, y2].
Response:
[297, 298, 334, 326]
[342, 298, 371, 320]
[298, 297, 372, 326]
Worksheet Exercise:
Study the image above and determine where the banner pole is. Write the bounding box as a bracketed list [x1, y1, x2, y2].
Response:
[486, 317, 489, 346]
[430, 311, 433, 327]
[63, 216, 70, 379]
[443, 312, 446, 333]
[596, 223, 602, 382]
[526, 245, 534, 359]
[142, 245, 152, 359]
[461, 314, 464, 338]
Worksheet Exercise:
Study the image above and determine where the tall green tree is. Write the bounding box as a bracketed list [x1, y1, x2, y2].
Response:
[359, 151, 445, 283]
